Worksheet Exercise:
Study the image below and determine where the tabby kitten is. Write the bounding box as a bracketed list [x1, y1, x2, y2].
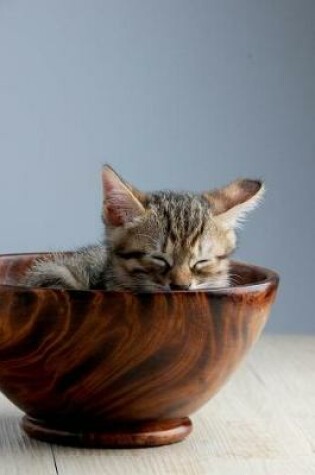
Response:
[22, 165, 264, 291]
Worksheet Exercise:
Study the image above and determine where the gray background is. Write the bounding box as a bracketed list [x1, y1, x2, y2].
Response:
[0, 0, 314, 332]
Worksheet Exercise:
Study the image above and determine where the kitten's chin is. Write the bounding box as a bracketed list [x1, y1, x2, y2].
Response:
[107, 277, 231, 293]
[107, 270, 230, 293]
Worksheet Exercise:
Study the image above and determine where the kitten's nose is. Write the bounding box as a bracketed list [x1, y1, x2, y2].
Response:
[169, 283, 191, 291]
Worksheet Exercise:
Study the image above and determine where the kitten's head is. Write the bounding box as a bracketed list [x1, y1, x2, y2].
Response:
[102, 166, 264, 292]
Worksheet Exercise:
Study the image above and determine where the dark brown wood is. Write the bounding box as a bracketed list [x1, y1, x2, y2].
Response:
[0, 253, 279, 448]
[21, 416, 192, 448]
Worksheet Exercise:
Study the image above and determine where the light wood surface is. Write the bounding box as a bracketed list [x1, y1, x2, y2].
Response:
[0, 335, 314, 475]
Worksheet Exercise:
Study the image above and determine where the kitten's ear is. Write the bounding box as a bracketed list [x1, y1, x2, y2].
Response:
[102, 165, 146, 226]
[204, 179, 265, 228]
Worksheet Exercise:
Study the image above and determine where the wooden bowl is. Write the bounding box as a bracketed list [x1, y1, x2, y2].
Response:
[0, 253, 279, 448]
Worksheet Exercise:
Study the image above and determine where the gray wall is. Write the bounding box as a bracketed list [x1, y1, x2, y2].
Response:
[0, 0, 314, 332]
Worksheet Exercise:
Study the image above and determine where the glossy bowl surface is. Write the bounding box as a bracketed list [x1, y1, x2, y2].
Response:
[0, 253, 279, 447]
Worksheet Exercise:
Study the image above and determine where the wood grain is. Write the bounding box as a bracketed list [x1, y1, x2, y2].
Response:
[1, 336, 314, 474]
[0, 253, 278, 447]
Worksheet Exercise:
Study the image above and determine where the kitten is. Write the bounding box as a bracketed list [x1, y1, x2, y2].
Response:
[22, 165, 264, 291]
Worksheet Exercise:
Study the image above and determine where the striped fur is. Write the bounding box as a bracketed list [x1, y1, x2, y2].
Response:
[22, 166, 264, 291]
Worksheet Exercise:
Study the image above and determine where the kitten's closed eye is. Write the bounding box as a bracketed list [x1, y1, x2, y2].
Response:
[192, 260, 212, 271]
[149, 255, 171, 271]
[192, 255, 229, 273]
[117, 251, 171, 275]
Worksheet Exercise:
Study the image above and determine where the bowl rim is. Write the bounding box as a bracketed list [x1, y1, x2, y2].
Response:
[0, 252, 279, 297]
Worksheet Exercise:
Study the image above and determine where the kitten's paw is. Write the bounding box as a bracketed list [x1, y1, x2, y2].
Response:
[21, 259, 87, 290]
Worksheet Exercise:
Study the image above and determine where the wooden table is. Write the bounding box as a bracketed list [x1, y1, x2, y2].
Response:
[0, 335, 314, 475]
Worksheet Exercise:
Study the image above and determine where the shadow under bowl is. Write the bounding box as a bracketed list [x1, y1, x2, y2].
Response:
[0, 253, 279, 448]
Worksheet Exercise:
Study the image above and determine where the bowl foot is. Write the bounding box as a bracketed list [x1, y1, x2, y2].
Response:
[21, 416, 193, 448]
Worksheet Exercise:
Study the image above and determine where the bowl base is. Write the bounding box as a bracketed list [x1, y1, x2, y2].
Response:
[21, 416, 193, 448]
